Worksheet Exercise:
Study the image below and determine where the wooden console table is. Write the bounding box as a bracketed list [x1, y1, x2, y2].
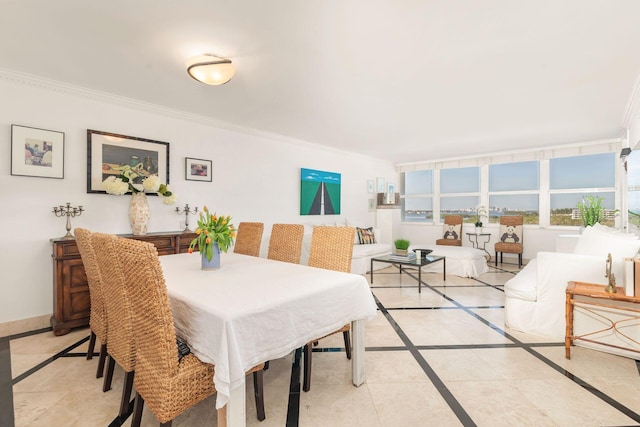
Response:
[51, 231, 197, 335]
[565, 281, 640, 359]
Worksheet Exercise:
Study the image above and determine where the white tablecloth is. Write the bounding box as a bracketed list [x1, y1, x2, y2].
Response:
[159, 252, 377, 410]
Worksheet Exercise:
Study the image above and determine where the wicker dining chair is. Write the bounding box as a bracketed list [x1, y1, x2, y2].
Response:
[303, 226, 355, 392]
[234, 222, 264, 257]
[113, 237, 266, 426]
[495, 215, 524, 268]
[267, 224, 304, 264]
[91, 232, 136, 421]
[435, 215, 463, 246]
[74, 228, 108, 380]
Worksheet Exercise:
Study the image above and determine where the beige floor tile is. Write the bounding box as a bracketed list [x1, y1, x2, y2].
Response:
[368, 382, 462, 426]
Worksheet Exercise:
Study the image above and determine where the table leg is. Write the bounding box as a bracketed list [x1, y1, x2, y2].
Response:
[222, 381, 247, 427]
[351, 319, 365, 387]
[443, 258, 446, 282]
[370, 259, 374, 283]
[418, 266, 422, 293]
[565, 292, 573, 359]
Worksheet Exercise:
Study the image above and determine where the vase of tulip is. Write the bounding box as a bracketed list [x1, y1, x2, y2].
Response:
[189, 206, 236, 270]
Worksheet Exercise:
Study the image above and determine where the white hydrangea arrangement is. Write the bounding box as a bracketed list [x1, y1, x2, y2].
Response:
[102, 165, 176, 205]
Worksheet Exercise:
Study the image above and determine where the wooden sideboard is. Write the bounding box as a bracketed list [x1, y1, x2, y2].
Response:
[50, 231, 197, 335]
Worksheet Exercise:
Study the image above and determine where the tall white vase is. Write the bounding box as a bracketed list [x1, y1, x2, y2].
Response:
[129, 192, 149, 235]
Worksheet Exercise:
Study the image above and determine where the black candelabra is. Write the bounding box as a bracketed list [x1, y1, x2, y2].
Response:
[52, 203, 84, 239]
[175, 204, 198, 232]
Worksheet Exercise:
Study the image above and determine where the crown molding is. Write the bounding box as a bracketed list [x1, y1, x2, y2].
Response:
[0, 68, 390, 165]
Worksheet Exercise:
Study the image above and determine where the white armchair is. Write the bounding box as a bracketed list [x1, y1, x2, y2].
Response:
[504, 224, 640, 342]
[505, 252, 608, 340]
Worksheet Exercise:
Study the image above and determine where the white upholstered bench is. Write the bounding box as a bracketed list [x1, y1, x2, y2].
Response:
[408, 244, 488, 278]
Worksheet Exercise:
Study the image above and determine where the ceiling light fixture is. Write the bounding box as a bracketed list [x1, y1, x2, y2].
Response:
[186, 54, 235, 85]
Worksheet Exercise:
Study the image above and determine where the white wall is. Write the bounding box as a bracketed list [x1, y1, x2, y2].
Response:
[0, 77, 396, 325]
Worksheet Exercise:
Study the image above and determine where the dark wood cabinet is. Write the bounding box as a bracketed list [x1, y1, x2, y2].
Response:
[50, 231, 197, 335]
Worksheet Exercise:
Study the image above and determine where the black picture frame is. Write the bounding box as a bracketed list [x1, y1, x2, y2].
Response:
[87, 129, 170, 194]
[185, 157, 213, 182]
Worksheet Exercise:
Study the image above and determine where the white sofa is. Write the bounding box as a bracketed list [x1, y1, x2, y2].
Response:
[408, 244, 488, 278]
[504, 224, 640, 358]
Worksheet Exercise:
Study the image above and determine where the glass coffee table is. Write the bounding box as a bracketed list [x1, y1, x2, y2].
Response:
[370, 254, 446, 293]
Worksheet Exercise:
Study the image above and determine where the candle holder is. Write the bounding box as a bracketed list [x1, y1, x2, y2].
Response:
[52, 203, 84, 239]
[175, 204, 198, 232]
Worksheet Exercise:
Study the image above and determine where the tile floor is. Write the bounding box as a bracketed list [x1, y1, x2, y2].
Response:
[3, 262, 640, 426]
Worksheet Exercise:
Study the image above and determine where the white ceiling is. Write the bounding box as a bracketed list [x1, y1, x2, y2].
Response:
[2, 1, 640, 164]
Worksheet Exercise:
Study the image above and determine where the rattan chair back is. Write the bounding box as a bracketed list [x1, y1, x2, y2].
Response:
[308, 226, 355, 273]
[267, 224, 304, 264]
[115, 237, 216, 424]
[74, 228, 107, 345]
[91, 233, 136, 372]
[234, 222, 264, 257]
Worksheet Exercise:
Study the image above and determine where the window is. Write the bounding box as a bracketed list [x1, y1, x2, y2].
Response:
[549, 153, 615, 226]
[489, 161, 539, 224]
[440, 167, 479, 223]
[402, 170, 433, 222]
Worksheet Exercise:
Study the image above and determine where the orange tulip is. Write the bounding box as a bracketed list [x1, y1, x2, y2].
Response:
[204, 229, 209, 235]
[188, 248, 193, 254]
[196, 228, 202, 235]
[212, 215, 217, 221]
[205, 237, 211, 244]
[203, 205, 209, 212]
[231, 231, 237, 238]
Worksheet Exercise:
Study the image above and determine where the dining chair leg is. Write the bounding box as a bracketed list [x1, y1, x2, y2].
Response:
[96, 344, 107, 378]
[303, 343, 312, 392]
[519, 254, 522, 268]
[495, 252, 498, 266]
[343, 331, 351, 360]
[131, 392, 144, 427]
[119, 370, 135, 419]
[87, 331, 96, 360]
[253, 370, 266, 421]
[103, 355, 115, 392]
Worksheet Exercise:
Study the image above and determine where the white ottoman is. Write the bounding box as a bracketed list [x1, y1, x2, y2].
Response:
[408, 244, 489, 278]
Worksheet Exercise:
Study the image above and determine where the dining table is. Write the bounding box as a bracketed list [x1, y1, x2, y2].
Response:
[159, 252, 378, 427]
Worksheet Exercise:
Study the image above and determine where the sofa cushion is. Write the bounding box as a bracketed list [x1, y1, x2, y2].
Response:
[498, 224, 523, 244]
[356, 227, 376, 244]
[441, 223, 461, 242]
[573, 224, 640, 279]
[353, 243, 391, 257]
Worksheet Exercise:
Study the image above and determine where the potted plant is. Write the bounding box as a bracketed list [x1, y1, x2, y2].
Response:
[474, 205, 488, 232]
[577, 195, 605, 227]
[394, 238, 410, 256]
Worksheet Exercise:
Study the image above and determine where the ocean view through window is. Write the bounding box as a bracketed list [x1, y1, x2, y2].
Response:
[401, 151, 617, 226]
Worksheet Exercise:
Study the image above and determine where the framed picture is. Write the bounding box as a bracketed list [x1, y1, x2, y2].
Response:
[388, 183, 396, 193]
[87, 129, 170, 194]
[368, 198, 376, 211]
[367, 179, 375, 193]
[185, 157, 212, 182]
[376, 177, 385, 193]
[11, 124, 65, 179]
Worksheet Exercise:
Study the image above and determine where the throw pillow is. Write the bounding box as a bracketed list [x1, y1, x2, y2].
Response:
[498, 224, 523, 244]
[442, 223, 461, 241]
[356, 227, 376, 244]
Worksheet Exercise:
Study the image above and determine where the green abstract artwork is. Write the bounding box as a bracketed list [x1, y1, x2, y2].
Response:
[300, 168, 341, 215]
